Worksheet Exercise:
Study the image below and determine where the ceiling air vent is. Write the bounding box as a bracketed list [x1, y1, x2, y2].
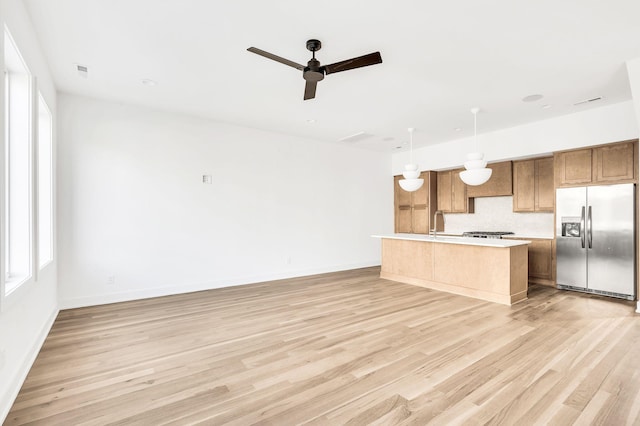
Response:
[76, 64, 88, 78]
[573, 96, 602, 106]
[338, 131, 374, 143]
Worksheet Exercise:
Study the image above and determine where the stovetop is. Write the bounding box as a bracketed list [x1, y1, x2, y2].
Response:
[462, 231, 515, 239]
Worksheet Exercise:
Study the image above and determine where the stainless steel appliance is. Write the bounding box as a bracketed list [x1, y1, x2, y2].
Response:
[462, 231, 514, 239]
[556, 183, 636, 300]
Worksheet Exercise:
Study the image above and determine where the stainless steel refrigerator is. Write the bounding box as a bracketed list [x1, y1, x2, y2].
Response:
[556, 183, 636, 300]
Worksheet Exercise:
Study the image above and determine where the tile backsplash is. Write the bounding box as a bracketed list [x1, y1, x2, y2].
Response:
[443, 196, 554, 238]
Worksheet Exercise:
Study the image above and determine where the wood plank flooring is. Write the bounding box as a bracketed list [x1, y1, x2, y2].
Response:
[5, 267, 640, 425]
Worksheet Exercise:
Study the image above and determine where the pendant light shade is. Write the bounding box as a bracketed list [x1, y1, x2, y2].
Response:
[459, 108, 492, 186]
[399, 128, 424, 192]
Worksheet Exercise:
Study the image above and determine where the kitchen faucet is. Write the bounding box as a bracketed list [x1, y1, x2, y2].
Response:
[431, 210, 444, 238]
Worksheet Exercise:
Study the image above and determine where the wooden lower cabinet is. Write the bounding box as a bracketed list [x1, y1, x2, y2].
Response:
[528, 239, 553, 282]
[505, 237, 555, 286]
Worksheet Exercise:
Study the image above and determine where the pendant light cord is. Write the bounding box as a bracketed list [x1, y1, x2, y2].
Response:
[471, 107, 479, 151]
[408, 127, 414, 164]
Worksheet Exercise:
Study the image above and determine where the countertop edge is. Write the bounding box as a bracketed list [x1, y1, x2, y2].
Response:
[372, 234, 531, 248]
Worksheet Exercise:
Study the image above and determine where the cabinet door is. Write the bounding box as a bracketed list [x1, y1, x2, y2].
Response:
[466, 161, 513, 197]
[395, 175, 412, 206]
[411, 172, 430, 233]
[593, 142, 635, 183]
[535, 157, 554, 211]
[555, 149, 592, 186]
[396, 206, 412, 233]
[437, 171, 452, 212]
[451, 169, 469, 213]
[411, 205, 428, 234]
[528, 239, 553, 280]
[513, 160, 535, 212]
[395, 176, 412, 233]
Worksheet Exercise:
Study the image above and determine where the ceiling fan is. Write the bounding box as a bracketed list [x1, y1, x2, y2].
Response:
[247, 39, 382, 100]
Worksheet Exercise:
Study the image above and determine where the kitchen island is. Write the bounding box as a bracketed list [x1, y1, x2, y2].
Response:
[373, 234, 531, 305]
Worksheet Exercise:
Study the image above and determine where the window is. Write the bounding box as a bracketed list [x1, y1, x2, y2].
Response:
[4, 28, 33, 295]
[37, 94, 52, 268]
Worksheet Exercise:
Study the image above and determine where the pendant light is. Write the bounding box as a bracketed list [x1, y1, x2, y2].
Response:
[459, 107, 492, 186]
[398, 127, 424, 192]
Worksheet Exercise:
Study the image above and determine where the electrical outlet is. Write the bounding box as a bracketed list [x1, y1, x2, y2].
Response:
[286, 256, 292, 265]
[202, 175, 212, 184]
[106, 275, 116, 285]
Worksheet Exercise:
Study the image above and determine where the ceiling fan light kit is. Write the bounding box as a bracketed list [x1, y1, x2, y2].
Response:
[459, 108, 492, 186]
[399, 128, 424, 192]
[247, 39, 382, 100]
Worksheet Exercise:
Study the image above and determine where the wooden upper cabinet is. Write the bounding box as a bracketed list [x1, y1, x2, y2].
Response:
[436, 170, 452, 212]
[555, 148, 592, 186]
[593, 142, 635, 183]
[437, 169, 474, 213]
[513, 160, 536, 212]
[513, 157, 554, 212]
[395, 176, 412, 206]
[555, 140, 638, 188]
[394, 171, 441, 234]
[535, 157, 554, 211]
[451, 169, 470, 213]
[466, 161, 513, 198]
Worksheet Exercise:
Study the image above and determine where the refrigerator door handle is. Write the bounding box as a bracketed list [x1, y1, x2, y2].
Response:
[587, 205, 593, 249]
[580, 206, 586, 249]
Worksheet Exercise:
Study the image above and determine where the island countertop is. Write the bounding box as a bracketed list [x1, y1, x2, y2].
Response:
[372, 233, 531, 248]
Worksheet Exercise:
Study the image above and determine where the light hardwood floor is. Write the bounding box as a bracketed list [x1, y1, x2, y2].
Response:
[6, 267, 640, 425]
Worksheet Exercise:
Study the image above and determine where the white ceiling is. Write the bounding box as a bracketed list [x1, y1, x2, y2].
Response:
[22, 0, 640, 151]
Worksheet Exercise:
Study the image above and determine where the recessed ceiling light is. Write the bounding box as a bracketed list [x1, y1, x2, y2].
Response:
[542, 104, 552, 109]
[306, 119, 316, 124]
[382, 137, 395, 142]
[142, 79, 157, 86]
[454, 127, 462, 132]
[522, 94, 543, 102]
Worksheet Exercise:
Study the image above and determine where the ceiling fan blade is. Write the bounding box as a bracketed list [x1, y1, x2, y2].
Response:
[247, 47, 305, 71]
[303, 81, 317, 100]
[324, 52, 382, 75]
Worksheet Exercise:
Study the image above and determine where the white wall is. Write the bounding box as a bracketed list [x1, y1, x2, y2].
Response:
[57, 94, 392, 308]
[0, 0, 58, 421]
[628, 59, 640, 137]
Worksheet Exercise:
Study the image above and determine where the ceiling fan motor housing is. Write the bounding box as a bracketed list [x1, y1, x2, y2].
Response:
[304, 58, 324, 82]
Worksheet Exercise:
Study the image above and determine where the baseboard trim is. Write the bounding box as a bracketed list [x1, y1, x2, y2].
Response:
[59, 261, 381, 310]
[1, 307, 59, 423]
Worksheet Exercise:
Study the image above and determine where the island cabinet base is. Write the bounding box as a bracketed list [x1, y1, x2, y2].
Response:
[380, 238, 528, 305]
